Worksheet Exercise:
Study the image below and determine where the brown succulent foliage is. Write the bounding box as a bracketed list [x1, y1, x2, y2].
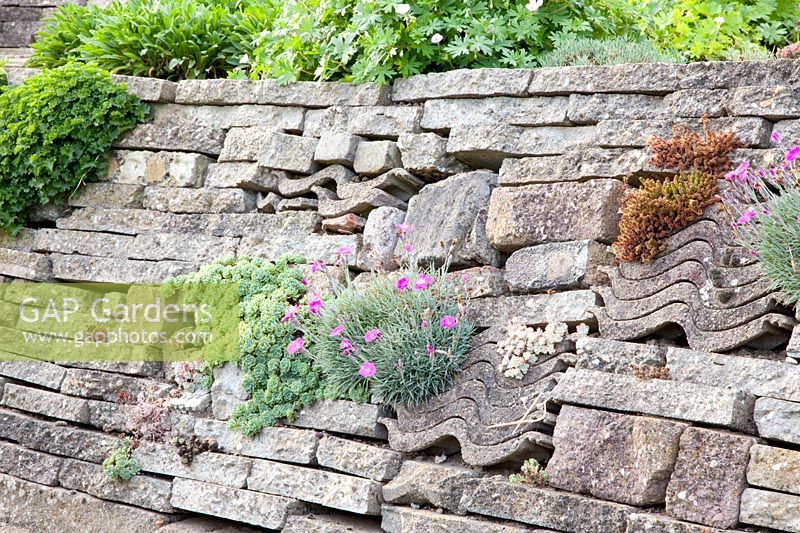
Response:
[612, 171, 718, 263]
[171, 436, 217, 465]
[646, 118, 741, 176]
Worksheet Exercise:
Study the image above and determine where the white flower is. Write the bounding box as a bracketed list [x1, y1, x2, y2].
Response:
[394, 3, 411, 15]
[526, 0, 543, 12]
[713, 16, 725, 24]
[431, 33, 443, 44]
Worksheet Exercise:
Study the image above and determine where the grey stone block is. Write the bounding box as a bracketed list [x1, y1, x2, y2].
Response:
[421, 96, 569, 131]
[258, 132, 320, 174]
[393, 68, 534, 102]
[382, 460, 482, 512]
[353, 140, 402, 176]
[0, 441, 62, 486]
[0, 248, 51, 280]
[0, 383, 89, 424]
[106, 150, 212, 187]
[290, 400, 391, 439]
[382, 505, 531, 533]
[316, 435, 402, 481]
[132, 441, 251, 488]
[51, 254, 196, 283]
[739, 488, 800, 532]
[748, 444, 800, 495]
[314, 132, 362, 165]
[143, 187, 256, 214]
[504, 240, 612, 292]
[467, 291, 597, 328]
[754, 397, 800, 444]
[211, 362, 248, 420]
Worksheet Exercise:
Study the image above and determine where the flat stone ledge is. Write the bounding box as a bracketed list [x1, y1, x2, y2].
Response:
[0, 441, 62, 486]
[316, 435, 402, 481]
[626, 513, 749, 533]
[0, 382, 90, 424]
[290, 400, 392, 439]
[382, 505, 533, 533]
[382, 460, 483, 513]
[461, 479, 636, 533]
[754, 397, 800, 444]
[392, 68, 534, 102]
[112, 74, 177, 103]
[132, 440, 252, 488]
[550, 368, 757, 433]
[748, 444, 800, 495]
[284, 514, 382, 533]
[739, 488, 800, 532]
[468, 291, 597, 328]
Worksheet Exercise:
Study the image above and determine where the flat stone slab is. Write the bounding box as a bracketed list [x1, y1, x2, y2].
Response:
[284, 514, 382, 533]
[754, 397, 800, 444]
[316, 435, 402, 482]
[550, 368, 757, 432]
[132, 440, 252, 488]
[0, 441, 62, 486]
[548, 405, 687, 505]
[626, 513, 749, 533]
[290, 400, 391, 439]
[748, 444, 800, 495]
[382, 460, 483, 512]
[665, 428, 757, 529]
[0, 360, 65, 390]
[667, 347, 800, 402]
[504, 240, 611, 292]
[382, 505, 533, 533]
[461, 479, 636, 533]
[740, 488, 800, 532]
[0, 383, 89, 424]
[392, 68, 534, 102]
[248, 459, 383, 515]
[468, 291, 597, 328]
[171, 477, 305, 529]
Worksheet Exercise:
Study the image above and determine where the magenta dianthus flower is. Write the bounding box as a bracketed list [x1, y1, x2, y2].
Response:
[440, 315, 457, 329]
[358, 361, 376, 378]
[786, 146, 800, 163]
[308, 297, 323, 315]
[340, 338, 353, 355]
[413, 274, 433, 291]
[396, 277, 410, 291]
[426, 344, 434, 357]
[737, 209, 757, 225]
[329, 325, 344, 337]
[280, 305, 299, 323]
[364, 329, 381, 343]
[287, 337, 304, 355]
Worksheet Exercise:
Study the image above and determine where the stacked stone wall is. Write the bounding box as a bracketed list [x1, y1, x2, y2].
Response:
[1, 60, 800, 532]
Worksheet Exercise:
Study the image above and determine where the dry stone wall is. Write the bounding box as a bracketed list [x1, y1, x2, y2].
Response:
[1, 60, 800, 532]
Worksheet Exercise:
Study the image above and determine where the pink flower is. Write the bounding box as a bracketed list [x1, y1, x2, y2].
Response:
[364, 329, 381, 343]
[340, 338, 353, 355]
[440, 315, 457, 329]
[403, 244, 413, 254]
[786, 146, 800, 162]
[358, 361, 376, 378]
[395, 223, 414, 234]
[308, 297, 323, 315]
[287, 337, 304, 354]
[329, 325, 344, 337]
[737, 209, 757, 225]
[310, 259, 325, 274]
[421, 319, 428, 329]
[796, 214, 800, 224]
[461, 273, 470, 282]
[772, 131, 782, 142]
[426, 344, 434, 356]
[396, 277, 410, 291]
[413, 274, 433, 291]
[300, 278, 309, 286]
[281, 305, 299, 323]
[431, 33, 443, 44]
[725, 160, 749, 181]
[337, 246, 353, 257]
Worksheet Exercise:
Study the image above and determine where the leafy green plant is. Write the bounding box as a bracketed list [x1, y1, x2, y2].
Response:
[0, 63, 147, 234]
[642, 0, 799, 60]
[537, 37, 683, 67]
[167, 256, 336, 437]
[103, 439, 141, 481]
[509, 458, 548, 485]
[297, 241, 474, 407]
[30, 0, 266, 80]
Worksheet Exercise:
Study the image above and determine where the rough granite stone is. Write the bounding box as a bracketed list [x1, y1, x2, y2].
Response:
[728, 85, 800, 120]
[258, 132, 320, 174]
[284, 514, 382, 533]
[667, 347, 800, 402]
[392, 68, 534, 102]
[548, 405, 688, 505]
[395, 170, 500, 268]
[0, 248, 51, 280]
[317, 105, 422, 139]
[382, 506, 532, 533]
[290, 400, 391, 439]
[505, 240, 612, 292]
[205, 162, 284, 192]
[106, 150, 212, 187]
[32, 228, 133, 258]
[353, 140, 403, 176]
[144, 187, 256, 214]
[51, 254, 197, 284]
[772, 118, 800, 145]
[748, 444, 800, 495]
[421, 96, 569, 131]
[528, 63, 684, 95]
[499, 149, 648, 185]
[321, 213, 366, 234]
[486, 180, 622, 252]
[59, 458, 174, 513]
[461, 479, 636, 533]
[316, 435, 402, 481]
[663, 89, 729, 118]
[0, 360, 65, 390]
[193, 417, 319, 464]
[446, 122, 596, 170]
[60, 368, 172, 403]
[248, 459, 383, 515]
[626, 513, 747, 533]
[129, 233, 239, 263]
[87, 399, 134, 433]
[132, 441, 251, 488]
[115, 106, 226, 155]
[468, 291, 597, 327]
[314, 132, 363, 165]
[575, 337, 666, 374]
[218, 126, 277, 162]
[595, 117, 771, 148]
[0, 383, 89, 424]
[550, 368, 757, 432]
[68, 183, 144, 209]
[397, 132, 469, 180]
[665, 428, 757, 529]
[357, 206, 405, 271]
[0, 408, 120, 463]
[382, 460, 482, 512]
[0, 472, 173, 533]
[739, 488, 800, 532]
[0, 441, 62, 486]
[171, 477, 304, 529]
[449, 266, 507, 298]
[211, 363, 248, 420]
[111, 74, 177, 103]
[567, 93, 664, 124]
[754, 397, 800, 444]
[238, 232, 358, 266]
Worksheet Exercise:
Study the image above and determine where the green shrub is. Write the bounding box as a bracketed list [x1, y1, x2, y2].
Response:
[0, 63, 147, 234]
[537, 37, 683, 67]
[643, 0, 799, 60]
[30, 0, 266, 80]
[300, 249, 474, 407]
[250, 0, 651, 84]
[168, 256, 336, 437]
[103, 439, 141, 481]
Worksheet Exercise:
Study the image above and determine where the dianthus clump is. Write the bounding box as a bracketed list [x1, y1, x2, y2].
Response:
[497, 319, 568, 380]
